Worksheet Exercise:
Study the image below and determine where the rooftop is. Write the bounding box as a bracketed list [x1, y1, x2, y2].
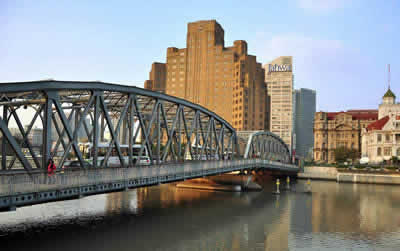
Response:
[326, 110, 378, 121]
[366, 116, 390, 131]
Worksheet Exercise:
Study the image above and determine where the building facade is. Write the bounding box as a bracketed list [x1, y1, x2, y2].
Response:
[361, 89, 400, 163]
[144, 63, 167, 93]
[264, 56, 294, 149]
[293, 88, 316, 159]
[313, 110, 378, 163]
[144, 20, 268, 131]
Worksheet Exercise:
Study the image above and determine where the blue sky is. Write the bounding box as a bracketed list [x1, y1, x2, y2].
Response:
[1, 0, 399, 111]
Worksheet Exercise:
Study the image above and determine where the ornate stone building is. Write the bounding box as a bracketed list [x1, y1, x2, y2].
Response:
[361, 89, 400, 163]
[313, 110, 378, 163]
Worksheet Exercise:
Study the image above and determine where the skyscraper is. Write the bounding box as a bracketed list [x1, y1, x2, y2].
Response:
[264, 56, 294, 149]
[145, 20, 268, 131]
[293, 88, 316, 159]
[144, 63, 166, 93]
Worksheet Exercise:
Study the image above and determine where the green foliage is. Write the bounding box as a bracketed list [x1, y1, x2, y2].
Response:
[334, 147, 360, 163]
[390, 156, 399, 164]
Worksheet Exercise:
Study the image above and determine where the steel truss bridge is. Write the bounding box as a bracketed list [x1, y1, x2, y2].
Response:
[0, 80, 298, 211]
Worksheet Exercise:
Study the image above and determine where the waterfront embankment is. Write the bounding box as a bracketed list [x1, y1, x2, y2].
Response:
[298, 166, 400, 185]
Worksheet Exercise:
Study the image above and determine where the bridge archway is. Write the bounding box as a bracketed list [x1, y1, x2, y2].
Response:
[242, 131, 291, 164]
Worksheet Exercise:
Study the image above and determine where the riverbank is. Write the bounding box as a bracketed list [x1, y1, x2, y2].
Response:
[298, 166, 400, 185]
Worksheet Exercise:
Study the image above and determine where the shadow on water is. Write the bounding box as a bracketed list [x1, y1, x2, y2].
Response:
[0, 181, 290, 251]
[2, 179, 400, 250]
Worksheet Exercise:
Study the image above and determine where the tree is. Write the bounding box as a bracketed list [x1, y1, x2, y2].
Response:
[390, 156, 399, 165]
[334, 147, 360, 164]
[334, 147, 348, 163]
[348, 149, 360, 163]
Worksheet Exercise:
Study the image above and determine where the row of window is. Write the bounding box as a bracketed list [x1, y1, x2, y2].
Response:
[376, 134, 400, 143]
[377, 147, 400, 156]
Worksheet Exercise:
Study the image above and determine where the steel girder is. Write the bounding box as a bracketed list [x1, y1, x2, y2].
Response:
[0, 81, 237, 173]
[243, 131, 291, 164]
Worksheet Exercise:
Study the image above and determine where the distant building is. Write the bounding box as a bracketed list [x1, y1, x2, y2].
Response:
[144, 63, 167, 93]
[293, 88, 316, 159]
[264, 56, 294, 149]
[52, 112, 91, 142]
[313, 110, 378, 163]
[362, 89, 400, 163]
[30, 128, 43, 146]
[144, 20, 268, 131]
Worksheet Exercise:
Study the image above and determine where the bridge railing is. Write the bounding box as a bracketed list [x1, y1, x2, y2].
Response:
[0, 159, 298, 198]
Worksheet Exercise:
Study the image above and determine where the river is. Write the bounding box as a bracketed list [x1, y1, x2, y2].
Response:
[1, 179, 400, 250]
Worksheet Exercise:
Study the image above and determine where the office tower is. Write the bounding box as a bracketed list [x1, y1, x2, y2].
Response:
[293, 88, 316, 159]
[264, 56, 294, 148]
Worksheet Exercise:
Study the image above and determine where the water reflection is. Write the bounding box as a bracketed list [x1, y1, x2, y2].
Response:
[1, 180, 400, 250]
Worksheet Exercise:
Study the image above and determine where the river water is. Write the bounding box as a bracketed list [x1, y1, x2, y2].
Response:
[1, 179, 400, 250]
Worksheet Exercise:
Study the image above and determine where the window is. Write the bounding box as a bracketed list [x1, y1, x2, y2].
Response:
[384, 147, 392, 156]
[377, 134, 382, 142]
[377, 147, 382, 156]
[386, 134, 392, 142]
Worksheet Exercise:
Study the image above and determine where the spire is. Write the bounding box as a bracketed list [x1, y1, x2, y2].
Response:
[383, 88, 395, 98]
[388, 64, 391, 89]
[383, 64, 395, 100]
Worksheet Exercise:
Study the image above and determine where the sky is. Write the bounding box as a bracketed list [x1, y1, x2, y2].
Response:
[1, 0, 399, 112]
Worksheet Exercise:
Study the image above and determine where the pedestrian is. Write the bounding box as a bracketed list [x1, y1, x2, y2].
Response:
[47, 158, 56, 176]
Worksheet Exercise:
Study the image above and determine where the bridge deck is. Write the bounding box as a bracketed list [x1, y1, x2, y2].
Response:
[0, 159, 298, 210]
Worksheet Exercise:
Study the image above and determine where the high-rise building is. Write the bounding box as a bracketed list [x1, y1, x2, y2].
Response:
[293, 88, 316, 159]
[145, 20, 268, 131]
[144, 63, 167, 93]
[264, 56, 294, 149]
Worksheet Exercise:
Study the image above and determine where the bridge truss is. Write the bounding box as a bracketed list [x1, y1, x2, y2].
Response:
[0, 81, 238, 174]
[0, 81, 297, 210]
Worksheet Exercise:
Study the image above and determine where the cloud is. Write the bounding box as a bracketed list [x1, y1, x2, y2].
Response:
[252, 33, 379, 111]
[297, 0, 350, 12]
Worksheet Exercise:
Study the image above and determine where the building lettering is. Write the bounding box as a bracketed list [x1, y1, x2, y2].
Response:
[268, 64, 292, 72]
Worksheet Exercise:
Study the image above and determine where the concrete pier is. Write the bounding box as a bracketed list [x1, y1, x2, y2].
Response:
[176, 174, 262, 192]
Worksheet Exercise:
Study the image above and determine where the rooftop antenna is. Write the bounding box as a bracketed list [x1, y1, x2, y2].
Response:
[388, 64, 391, 89]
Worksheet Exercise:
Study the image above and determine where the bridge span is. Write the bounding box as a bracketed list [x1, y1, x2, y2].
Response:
[0, 80, 298, 211]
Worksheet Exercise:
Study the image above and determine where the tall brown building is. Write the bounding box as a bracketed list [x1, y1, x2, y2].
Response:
[144, 20, 268, 131]
[144, 62, 166, 93]
[313, 110, 378, 163]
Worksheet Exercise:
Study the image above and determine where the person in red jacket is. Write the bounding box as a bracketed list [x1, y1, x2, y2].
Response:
[47, 158, 56, 176]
